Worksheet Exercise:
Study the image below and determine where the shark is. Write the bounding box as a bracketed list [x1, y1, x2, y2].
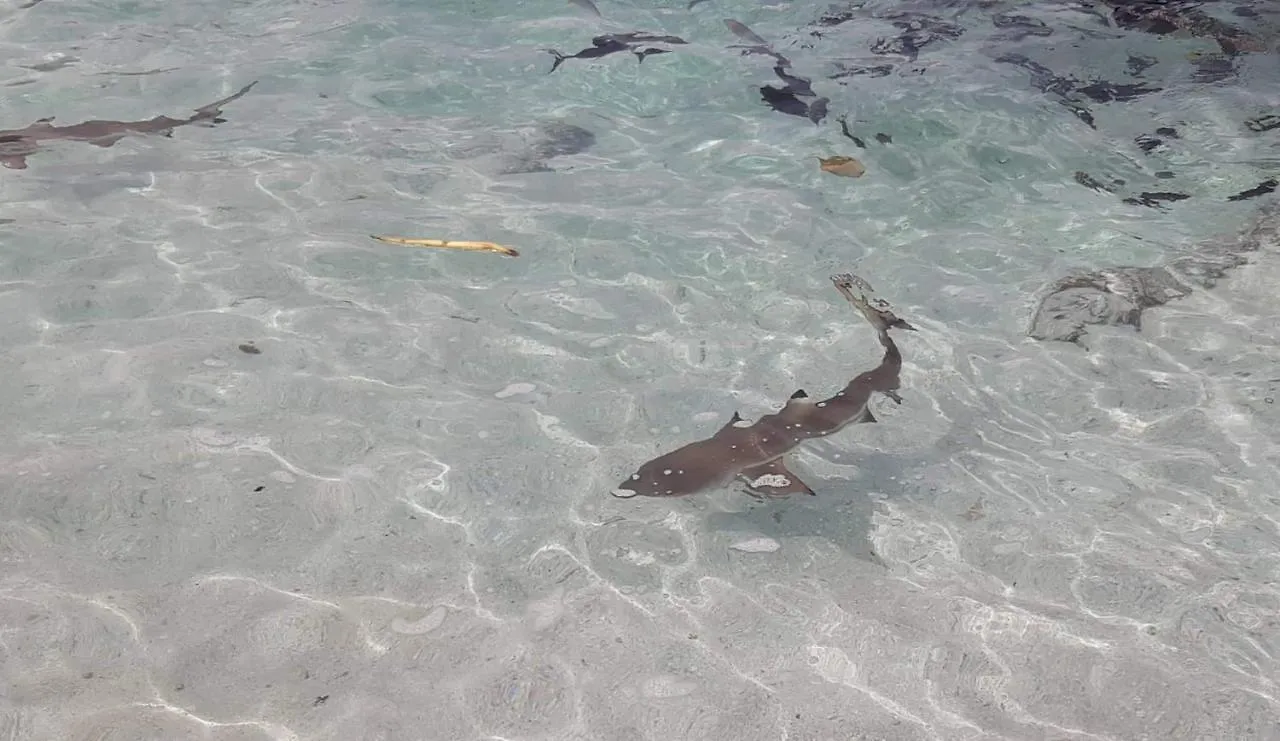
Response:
[723, 18, 830, 124]
[0, 81, 258, 170]
[1098, 0, 1268, 55]
[613, 273, 915, 499]
[544, 32, 689, 73]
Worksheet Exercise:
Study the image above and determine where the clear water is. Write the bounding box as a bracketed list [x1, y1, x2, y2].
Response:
[2, 0, 1279, 738]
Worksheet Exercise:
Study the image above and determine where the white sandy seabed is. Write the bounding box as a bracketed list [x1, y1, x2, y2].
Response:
[2, 0, 1279, 739]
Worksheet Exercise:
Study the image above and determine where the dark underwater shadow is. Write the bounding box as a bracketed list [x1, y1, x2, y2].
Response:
[701, 449, 922, 568]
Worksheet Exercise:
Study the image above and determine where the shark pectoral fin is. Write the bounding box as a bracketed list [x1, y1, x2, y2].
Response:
[88, 134, 126, 147]
[881, 390, 903, 404]
[855, 406, 877, 424]
[739, 458, 815, 497]
[790, 389, 808, 399]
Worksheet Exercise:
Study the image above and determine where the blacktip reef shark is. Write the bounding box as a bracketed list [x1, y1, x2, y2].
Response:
[1097, 0, 1268, 55]
[723, 18, 830, 124]
[544, 32, 689, 73]
[614, 273, 915, 499]
[0, 81, 258, 170]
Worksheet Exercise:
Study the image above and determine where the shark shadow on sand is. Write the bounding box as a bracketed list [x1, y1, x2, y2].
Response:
[0, 81, 258, 170]
[613, 273, 915, 500]
[1028, 202, 1279, 345]
[440, 120, 596, 175]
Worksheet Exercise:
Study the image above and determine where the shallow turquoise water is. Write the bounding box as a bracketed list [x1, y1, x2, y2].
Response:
[2, 1, 1280, 739]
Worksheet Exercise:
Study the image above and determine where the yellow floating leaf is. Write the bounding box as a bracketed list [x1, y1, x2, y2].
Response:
[818, 155, 866, 178]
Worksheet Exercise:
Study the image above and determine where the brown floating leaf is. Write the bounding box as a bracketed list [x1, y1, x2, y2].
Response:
[369, 235, 520, 257]
[818, 155, 866, 178]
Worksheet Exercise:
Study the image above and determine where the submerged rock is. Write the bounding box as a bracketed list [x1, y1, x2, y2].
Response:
[1029, 205, 1279, 344]
[1029, 267, 1191, 344]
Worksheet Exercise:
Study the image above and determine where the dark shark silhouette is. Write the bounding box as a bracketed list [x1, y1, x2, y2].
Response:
[613, 273, 915, 499]
[995, 53, 1162, 130]
[1099, 0, 1267, 55]
[724, 18, 830, 124]
[544, 32, 688, 73]
[0, 81, 258, 170]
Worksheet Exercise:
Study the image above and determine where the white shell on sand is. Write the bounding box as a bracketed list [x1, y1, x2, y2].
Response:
[391, 605, 449, 635]
[495, 382, 536, 399]
[729, 537, 781, 553]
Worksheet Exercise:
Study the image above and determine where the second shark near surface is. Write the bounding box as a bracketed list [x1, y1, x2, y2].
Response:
[0, 81, 258, 170]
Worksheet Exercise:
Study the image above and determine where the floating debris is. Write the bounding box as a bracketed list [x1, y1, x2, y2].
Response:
[730, 537, 781, 553]
[369, 235, 520, 257]
[818, 155, 866, 178]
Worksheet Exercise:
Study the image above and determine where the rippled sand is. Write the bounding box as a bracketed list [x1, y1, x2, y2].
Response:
[2, 0, 1279, 739]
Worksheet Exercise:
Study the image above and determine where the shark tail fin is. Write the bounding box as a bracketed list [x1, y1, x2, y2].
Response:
[544, 50, 568, 73]
[190, 81, 258, 121]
